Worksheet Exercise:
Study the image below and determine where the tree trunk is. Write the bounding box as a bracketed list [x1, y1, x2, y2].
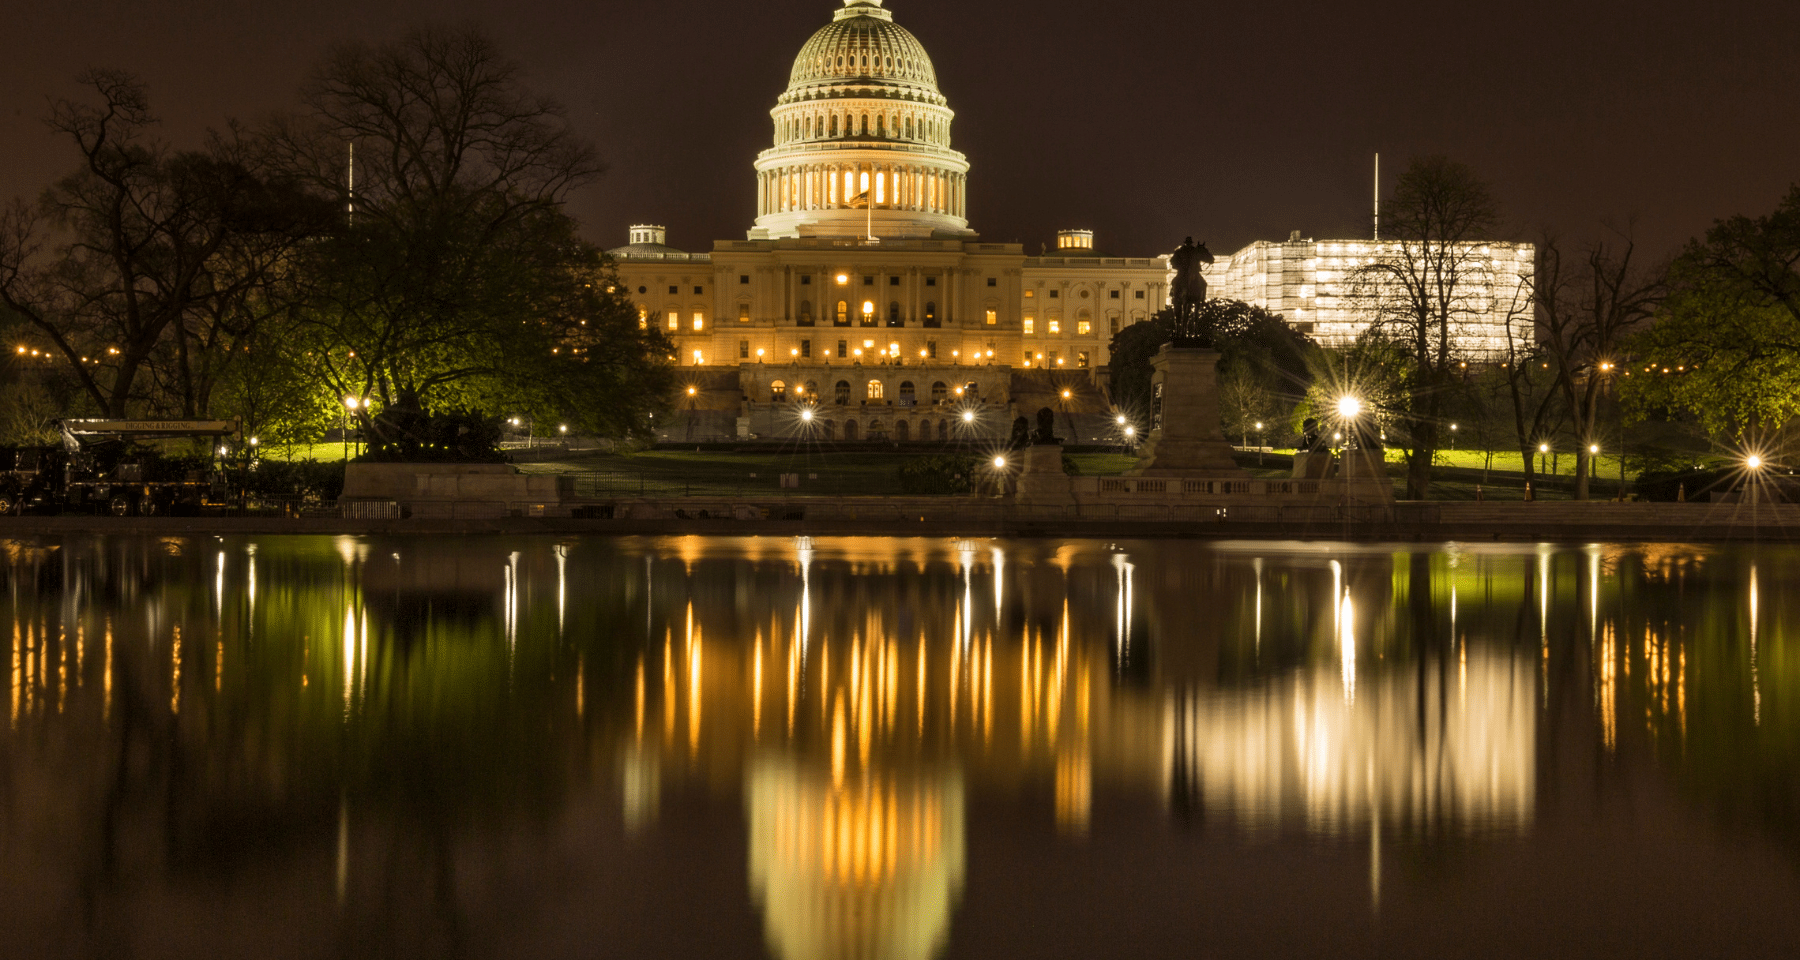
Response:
[1573, 448, 1590, 501]
[1407, 420, 1437, 500]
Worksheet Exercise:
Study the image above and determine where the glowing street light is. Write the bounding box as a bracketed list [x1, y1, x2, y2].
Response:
[962, 410, 976, 424]
[1124, 426, 1136, 438]
[993, 456, 1007, 469]
[686, 386, 698, 397]
[1116, 415, 1128, 425]
[1748, 454, 1764, 470]
[1336, 395, 1363, 420]
[801, 407, 815, 423]
[1061, 389, 1072, 400]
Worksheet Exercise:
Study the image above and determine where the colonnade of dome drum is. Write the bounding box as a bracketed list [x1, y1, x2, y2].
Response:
[757, 163, 966, 219]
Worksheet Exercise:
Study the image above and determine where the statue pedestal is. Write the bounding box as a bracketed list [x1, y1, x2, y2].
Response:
[1341, 447, 1395, 503]
[1129, 346, 1247, 478]
[1014, 443, 1075, 504]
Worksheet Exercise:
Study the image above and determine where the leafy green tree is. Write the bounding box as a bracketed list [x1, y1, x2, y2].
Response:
[1623, 186, 1800, 437]
[267, 28, 674, 441]
[1108, 299, 1313, 430]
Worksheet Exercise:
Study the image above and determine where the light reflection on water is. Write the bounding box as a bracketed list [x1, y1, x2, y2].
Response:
[2, 535, 1797, 959]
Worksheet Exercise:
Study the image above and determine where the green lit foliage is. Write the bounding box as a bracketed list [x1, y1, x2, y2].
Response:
[897, 453, 976, 494]
[1623, 186, 1800, 436]
[269, 27, 674, 441]
[1107, 300, 1313, 426]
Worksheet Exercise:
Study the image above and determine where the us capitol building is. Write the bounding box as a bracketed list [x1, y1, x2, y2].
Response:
[610, 0, 1169, 442]
[610, 0, 1532, 442]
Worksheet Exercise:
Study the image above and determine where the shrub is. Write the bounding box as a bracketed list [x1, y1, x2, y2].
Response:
[898, 454, 976, 495]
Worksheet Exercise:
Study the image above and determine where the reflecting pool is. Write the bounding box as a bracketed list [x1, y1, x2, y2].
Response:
[3, 536, 1799, 958]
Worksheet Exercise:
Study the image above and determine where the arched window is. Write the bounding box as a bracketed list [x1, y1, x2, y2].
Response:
[896, 420, 910, 441]
[805, 381, 818, 398]
[888, 301, 902, 327]
[867, 380, 884, 400]
[877, 115, 885, 137]
[836, 301, 849, 326]
[860, 114, 869, 135]
[965, 381, 980, 399]
[905, 117, 914, 139]
[938, 420, 948, 440]
[868, 419, 884, 438]
[899, 381, 916, 402]
[931, 381, 947, 403]
[923, 301, 938, 327]
[798, 300, 814, 326]
[861, 301, 876, 327]
[835, 380, 850, 404]
[771, 380, 787, 402]
[844, 420, 858, 440]
[830, 115, 839, 137]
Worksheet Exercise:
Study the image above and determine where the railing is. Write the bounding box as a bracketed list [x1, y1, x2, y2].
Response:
[1079, 477, 1340, 499]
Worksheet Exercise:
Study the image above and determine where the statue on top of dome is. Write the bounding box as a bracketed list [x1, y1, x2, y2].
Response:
[1168, 237, 1216, 346]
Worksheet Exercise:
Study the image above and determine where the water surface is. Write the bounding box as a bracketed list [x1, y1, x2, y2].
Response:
[3, 535, 1798, 959]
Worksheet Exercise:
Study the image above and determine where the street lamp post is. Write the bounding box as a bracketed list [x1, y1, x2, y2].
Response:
[342, 397, 361, 460]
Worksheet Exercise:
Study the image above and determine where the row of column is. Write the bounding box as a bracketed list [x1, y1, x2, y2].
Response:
[758, 163, 966, 219]
[778, 265, 969, 329]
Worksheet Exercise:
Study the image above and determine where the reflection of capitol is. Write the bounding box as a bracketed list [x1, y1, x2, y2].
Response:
[1167, 651, 1536, 836]
[749, 757, 964, 960]
[614, 543, 1547, 958]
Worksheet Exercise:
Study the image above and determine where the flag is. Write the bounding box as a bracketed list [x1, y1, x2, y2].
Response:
[847, 190, 871, 209]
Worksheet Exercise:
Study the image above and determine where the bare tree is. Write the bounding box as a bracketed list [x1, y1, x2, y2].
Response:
[1354, 156, 1503, 499]
[1498, 276, 1562, 495]
[1536, 230, 1664, 498]
[0, 71, 317, 419]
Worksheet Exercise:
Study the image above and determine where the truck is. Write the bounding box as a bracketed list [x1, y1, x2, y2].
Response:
[0, 419, 241, 516]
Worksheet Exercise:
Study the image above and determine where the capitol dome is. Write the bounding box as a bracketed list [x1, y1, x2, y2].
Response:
[785, 1, 940, 100]
[750, 0, 973, 241]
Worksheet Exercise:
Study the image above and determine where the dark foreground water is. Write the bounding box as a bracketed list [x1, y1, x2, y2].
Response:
[2, 535, 1798, 959]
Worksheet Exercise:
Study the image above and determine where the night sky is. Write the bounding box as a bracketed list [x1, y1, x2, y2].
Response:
[4, 0, 1797, 260]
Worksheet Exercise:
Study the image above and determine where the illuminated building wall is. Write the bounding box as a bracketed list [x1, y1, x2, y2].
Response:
[1204, 237, 1536, 358]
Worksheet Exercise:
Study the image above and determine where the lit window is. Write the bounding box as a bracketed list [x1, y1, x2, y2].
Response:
[1077, 320, 1091, 336]
[738, 304, 751, 322]
[1023, 319, 1035, 335]
[1025, 290, 1035, 298]
[1048, 320, 1061, 335]
[692, 349, 704, 364]
[667, 311, 679, 331]
[692, 313, 705, 331]
[985, 309, 998, 325]
[867, 380, 884, 400]
[1077, 351, 1090, 368]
